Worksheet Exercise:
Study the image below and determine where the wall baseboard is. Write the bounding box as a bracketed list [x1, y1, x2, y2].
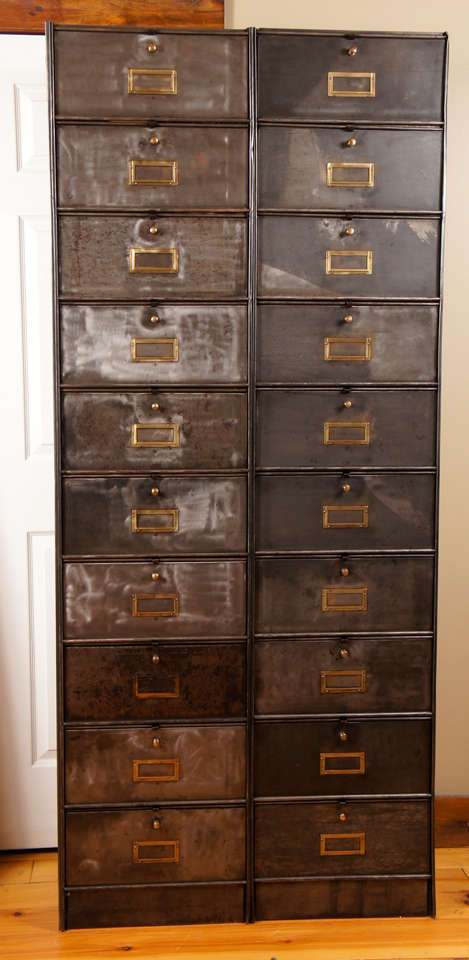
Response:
[435, 796, 469, 846]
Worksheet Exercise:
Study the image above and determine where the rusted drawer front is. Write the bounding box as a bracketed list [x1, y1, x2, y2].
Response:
[259, 127, 442, 212]
[65, 725, 246, 804]
[58, 216, 247, 299]
[60, 304, 247, 386]
[255, 878, 430, 921]
[254, 719, 431, 797]
[63, 477, 247, 557]
[55, 31, 248, 119]
[66, 883, 246, 928]
[257, 389, 436, 469]
[256, 474, 435, 551]
[257, 303, 437, 385]
[64, 643, 246, 722]
[258, 217, 439, 299]
[256, 556, 434, 635]
[64, 561, 246, 640]
[258, 33, 445, 122]
[255, 638, 432, 716]
[66, 807, 246, 885]
[255, 800, 430, 877]
[62, 392, 247, 472]
[57, 125, 249, 210]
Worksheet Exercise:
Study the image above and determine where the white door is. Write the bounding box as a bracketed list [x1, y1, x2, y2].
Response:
[0, 35, 56, 848]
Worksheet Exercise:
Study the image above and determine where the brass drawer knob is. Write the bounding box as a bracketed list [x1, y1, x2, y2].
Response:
[339, 647, 350, 659]
[339, 729, 348, 742]
[340, 567, 350, 577]
[151, 572, 160, 582]
[152, 653, 160, 664]
[343, 399, 352, 408]
[151, 487, 159, 496]
[345, 225, 355, 236]
[149, 135, 159, 145]
[150, 314, 159, 324]
[348, 45, 358, 56]
[149, 225, 158, 235]
[342, 483, 351, 493]
[151, 402, 160, 411]
[344, 314, 353, 323]
[346, 137, 357, 147]
[147, 42, 158, 53]
[339, 811, 347, 821]
[152, 737, 160, 748]
[152, 818, 160, 830]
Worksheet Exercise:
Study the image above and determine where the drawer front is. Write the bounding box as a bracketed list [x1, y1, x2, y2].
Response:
[255, 877, 430, 921]
[57, 125, 249, 210]
[254, 719, 431, 797]
[257, 303, 437, 385]
[256, 556, 434, 635]
[257, 390, 436, 469]
[66, 883, 246, 928]
[64, 643, 246, 722]
[55, 31, 248, 119]
[258, 34, 445, 122]
[255, 638, 432, 715]
[255, 800, 430, 877]
[64, 561, 246, 640]
[59, 216, 247, 299]
[63, 477, 247, 556]
[258, 216, 439, 299]
[66, 807, 246, 885]
[61, 304, 247, 386]
[259, 127, 442, 212]
[256, 474, 435, 551]
[62, 392, 247, 472]
[65, 725, 246, 803]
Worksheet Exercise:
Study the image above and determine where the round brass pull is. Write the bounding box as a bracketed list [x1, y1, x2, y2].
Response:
[348, 45, 358, 56]
[339, 729, 348, 742]
[152, 737, 160, 748]
[345, 225, 355, 236]
[152, 818, 160, 830]
[151, 487, 159, 497]
[344, 314, 353, 324]
[150, 314, 159, 324]
[149, 135, 159, 145]
[339, 647, 350, 659]
[152, 653, 160, 664]
[346, 137, 357, 148]
[151, 402, 160, 411]
[343, 399, 352, 408]
[147, 41, 158, 53]
[340, 567, 350, 577]
[149, 225, 158, 235]
[342, 483, 351, 493]
[339, 811, 347, 822]
[152, 572, 160, 582]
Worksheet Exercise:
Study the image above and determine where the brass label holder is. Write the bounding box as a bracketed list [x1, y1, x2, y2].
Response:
[131, 423, 180, 448]
[322, 504, 369, 528]
[320, 751, 366, 775]
[328, 71, 376, 97]
[326, 250, 373, 275]
[320, 833, 366, 856]
[134, 675, 181, 699]
[131, 593, 179, 617]
[131, 337, 179, 363]
[129, 159, 178, 186]
[322, 586, 368, 612]
[132, 758, 180, 783]
[130, 248, 179, 275]
[327, 161, 375, 188]
[132, 840, 180, 863]
[128, 68, 178, 96]
[320, 670, 367, 694]
[131, 508, 179, 534]
[323, 421, 371, 445]
[324, 337, 372, 362]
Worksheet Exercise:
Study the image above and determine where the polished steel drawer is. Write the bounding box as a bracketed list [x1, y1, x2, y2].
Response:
[55, 30, 248, 119]
[257, 303, 437, 385]
[64, 560, 246, 640]
[57, 125, 249, 210]
[255, 637, 432, 715]
[62, 392, 247, 472]
[256, 556, 434, 635]
[65, 725, 246, 804]
[259, 127, 442, 212]
[254, 718, 431, 797]
[60, 304, 247, 386]
[63, 476, 247, 557]
[255, 800, 430, 877]
[258, 33, 445, 122]
[58, 216, 247, 299]
[64, 643, 246, 722]
[256, 474, 435, 551]
[258, 216, 440, 299]
[257, 389, 436, 469]
[66, 807, 246, 885]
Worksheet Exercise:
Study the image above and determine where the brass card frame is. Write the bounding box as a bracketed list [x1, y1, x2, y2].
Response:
[324, 336, 372, 362]
[131, 337, 179, 363]
[130, 247, 179, 275]
[320, 751, 366, 776]
[131, 508, 180, 534]
[129, 159, 178, 186]
[320, 833, 366, 856]
[131, 423, 180, 448]
[131, 593, 179, 617]
[327, 161, 375, 188]
[320, 670, 367, 694]
[328, 71, 376, 97]
[128, 68, 178, 96]
[326, 250, 373, 275]
[132, 758, 180, 783]
[323, 421, 371, 446]
[132, 840, 180, 864]
[134, 674, 181, 699]
[322, 586, 368, 612]
[322, 504, 369, 529]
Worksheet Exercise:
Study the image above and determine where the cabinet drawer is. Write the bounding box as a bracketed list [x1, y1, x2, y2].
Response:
[65, 725, 246, 804]
[58, 216, 247, 299]
[255, 877, 430, 920]
[255, 638, 432, 715]
[256, 556, 434, 635]
[259, 216, 440, 299]
[62, 392, 247, 472]
[257, 304, 437, 385]
[63, 477, 247, 557]
[256, 474, 435, 551]
[64, 643, 246, 722]
[256, 800, 430, 877]
[259, 127, 442, 212]
[66, 807, 246, 885]
[66, 883, 245, 928]
[258, 33, 445, 122]
[254, 719, 431, 797]
[60, 304, 247, 386]
[57, 125, 249, 210]
[257, 389, 436, 469]
[64, 560, 246, 640]
[55, 30, 248, 119]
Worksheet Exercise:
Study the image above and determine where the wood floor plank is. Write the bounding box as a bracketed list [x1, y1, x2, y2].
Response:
[435, 798, 469, 847]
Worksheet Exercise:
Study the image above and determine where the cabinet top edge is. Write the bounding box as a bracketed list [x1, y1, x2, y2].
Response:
[47, 23, 249, 36]
[45, 24, 447, 39]
[256, 29, 448, 39]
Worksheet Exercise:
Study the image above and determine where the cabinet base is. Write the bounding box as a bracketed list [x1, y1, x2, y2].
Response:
[255, 878, 432, 920]
[65, 883, 246, 929]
